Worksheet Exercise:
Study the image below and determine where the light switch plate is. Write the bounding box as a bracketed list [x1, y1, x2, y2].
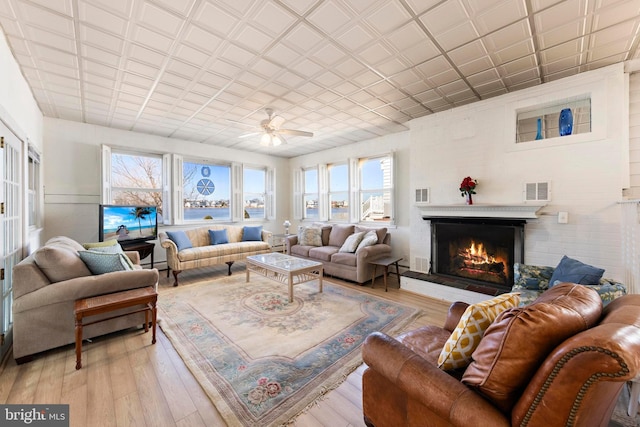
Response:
[558, 212, 569, 223]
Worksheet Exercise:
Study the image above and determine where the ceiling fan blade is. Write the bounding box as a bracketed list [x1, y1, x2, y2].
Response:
[239, 132, 261, 139]
[279, 129, 314, 137]
[225, 118, 257, 128]
[269, 115, 286, 130]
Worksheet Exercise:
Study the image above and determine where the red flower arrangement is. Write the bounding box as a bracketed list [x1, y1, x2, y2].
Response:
[459, 176, 477, 196]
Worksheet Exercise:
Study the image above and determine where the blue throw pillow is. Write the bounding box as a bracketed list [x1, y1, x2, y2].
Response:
[166, 230, 193, 251]
[549, 255, 605, 287]
[209, 229, 229, 245]
[242, 226, 262, 241]
[78, 250, 132, 275]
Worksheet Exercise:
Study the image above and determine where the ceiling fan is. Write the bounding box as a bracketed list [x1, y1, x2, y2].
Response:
[235, 108, 314, 147]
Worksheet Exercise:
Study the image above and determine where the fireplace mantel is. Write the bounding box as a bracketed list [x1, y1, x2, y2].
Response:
[420, 203, 545, 220]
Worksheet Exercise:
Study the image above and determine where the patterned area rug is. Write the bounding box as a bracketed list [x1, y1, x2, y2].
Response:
[158, 275, 422, 427]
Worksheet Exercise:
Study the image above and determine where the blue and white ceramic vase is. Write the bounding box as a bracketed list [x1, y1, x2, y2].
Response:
[559, 108, 573, 136]
[535, 118, 543, 140]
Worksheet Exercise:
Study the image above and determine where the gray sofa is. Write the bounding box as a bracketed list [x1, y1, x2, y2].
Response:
[285, 224, 392, 283]
[12, 236, 159, 363]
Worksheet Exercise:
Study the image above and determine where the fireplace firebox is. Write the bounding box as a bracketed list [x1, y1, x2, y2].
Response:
[430, 218, 525, 291]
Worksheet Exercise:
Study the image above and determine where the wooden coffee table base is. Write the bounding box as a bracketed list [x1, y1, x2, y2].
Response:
[74, 286, 158, 369]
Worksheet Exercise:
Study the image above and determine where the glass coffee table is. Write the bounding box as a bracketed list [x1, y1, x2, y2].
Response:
[245, 253, 323, 303]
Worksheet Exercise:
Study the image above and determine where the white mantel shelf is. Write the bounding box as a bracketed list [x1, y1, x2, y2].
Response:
[419, 203, 546, 219]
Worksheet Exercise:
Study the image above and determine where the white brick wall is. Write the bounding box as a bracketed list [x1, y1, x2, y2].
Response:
[409, 64, 628, 286]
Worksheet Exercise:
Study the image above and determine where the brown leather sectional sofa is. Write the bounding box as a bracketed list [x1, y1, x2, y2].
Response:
[362, 283, 640, 426]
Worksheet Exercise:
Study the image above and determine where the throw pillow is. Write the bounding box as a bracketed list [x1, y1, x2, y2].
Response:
[78, 251, 133, 275]
[82, 239, 119, 250]
[355, 226, 387, 244]
[298, 226, 323, 246]
[242, 226, 263, 241]
[339, 231, 366, 253]
[356, 230, 378, 252]
[512, 263, 555, 291]
[209, 229, 229, 245]
[549, 255, 605, 287]
[33, 245, 92, 283]
[82, 242, 135, 269]
[437, 292, 520, 371]
[166, 230, 193, 251]
[328, 224, 355, 247]
[461, 283, 602, 413]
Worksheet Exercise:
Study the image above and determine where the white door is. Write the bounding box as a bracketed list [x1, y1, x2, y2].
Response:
[0, 123, 22, 359]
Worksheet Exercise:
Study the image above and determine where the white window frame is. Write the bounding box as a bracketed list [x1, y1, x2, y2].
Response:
[101, 147, 274, 226]
[302, 166, 319, 221]
[328, 162, 349, 222]
[182, 159, 232, 223]
[105, 146, 165, 220]
[358, 153, 394, 225]
[27, 144, 41, 229]
[243, 165, 267, 221]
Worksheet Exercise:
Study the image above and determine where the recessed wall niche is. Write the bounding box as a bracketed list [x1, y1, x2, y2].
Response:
[516, 95, 591, 143]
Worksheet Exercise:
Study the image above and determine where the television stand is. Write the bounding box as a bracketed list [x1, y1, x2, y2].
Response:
[120, 241, 154, 268]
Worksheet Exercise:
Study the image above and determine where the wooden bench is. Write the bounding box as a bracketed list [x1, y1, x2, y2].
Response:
[74, 286, 158, 369]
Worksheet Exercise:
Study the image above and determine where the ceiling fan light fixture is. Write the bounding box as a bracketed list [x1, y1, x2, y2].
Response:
[260, 133, 282, 147]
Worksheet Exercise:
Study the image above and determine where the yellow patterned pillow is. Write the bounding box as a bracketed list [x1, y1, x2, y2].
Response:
[437, 293, 520, 371]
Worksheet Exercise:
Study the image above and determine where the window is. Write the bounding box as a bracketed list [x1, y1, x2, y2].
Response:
[359, 155, 393, 222]
[244, 167, 266, 220]
[303, 167, 319, 220]
[329, 163, 348, 221]
[516, 96, 591, 143]
[183, 161, 231, 221]
[111, 151, 163, 216]
[27, 146, 40, 228]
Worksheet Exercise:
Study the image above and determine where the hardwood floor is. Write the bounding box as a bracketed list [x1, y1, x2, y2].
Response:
[0, 263, 450, 427]
[3, 264, 636, 426]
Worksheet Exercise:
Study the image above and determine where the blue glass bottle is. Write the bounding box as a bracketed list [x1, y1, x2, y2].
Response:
[535, 118, 543, 140]
[559, 108, 573, 136]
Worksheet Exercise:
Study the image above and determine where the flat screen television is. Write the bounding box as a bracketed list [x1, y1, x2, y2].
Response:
[99, 204, 158, 244]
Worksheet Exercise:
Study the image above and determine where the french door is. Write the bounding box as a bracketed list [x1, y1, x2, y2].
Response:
[0, 122, 22, 359]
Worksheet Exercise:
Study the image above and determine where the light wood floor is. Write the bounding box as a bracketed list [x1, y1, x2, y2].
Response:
[0, 263, 451, 427]
[2, 264, 636, 426]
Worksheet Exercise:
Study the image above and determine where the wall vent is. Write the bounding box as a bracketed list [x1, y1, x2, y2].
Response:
[524, 182, 550, 202]
[414, 256, 430, 273]
[415, 188, 429, 204]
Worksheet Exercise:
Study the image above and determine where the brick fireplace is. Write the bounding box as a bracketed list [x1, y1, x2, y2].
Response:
[411, 204, 544, 296]
[430, 218, 525, 292]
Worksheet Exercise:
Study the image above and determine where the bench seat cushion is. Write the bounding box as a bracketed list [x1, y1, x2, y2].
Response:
[177, 241, 270, 262]
[331, 252, 357, 267]
[308, 246, 339, 262]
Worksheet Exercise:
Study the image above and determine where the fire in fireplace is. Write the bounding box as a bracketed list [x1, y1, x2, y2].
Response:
[431, 218, 525, 290]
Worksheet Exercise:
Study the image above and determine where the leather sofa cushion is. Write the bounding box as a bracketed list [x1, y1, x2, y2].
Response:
[462, 283, 602, 413]
[308, 246, 339, 262]
[331, 252, 357, 267]
[328, 224, 355, 247]
[396, 325, 452, 365]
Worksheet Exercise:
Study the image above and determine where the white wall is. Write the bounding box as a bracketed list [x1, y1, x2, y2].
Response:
[43, 118, 290, 266]
[0, 32, 43, 150]
[0, 30, 44, 252]
[288, 132, 411, 263]
[409, 63, 628, 285]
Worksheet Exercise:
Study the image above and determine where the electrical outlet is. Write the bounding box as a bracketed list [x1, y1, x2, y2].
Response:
[558, 212, 569, 224]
